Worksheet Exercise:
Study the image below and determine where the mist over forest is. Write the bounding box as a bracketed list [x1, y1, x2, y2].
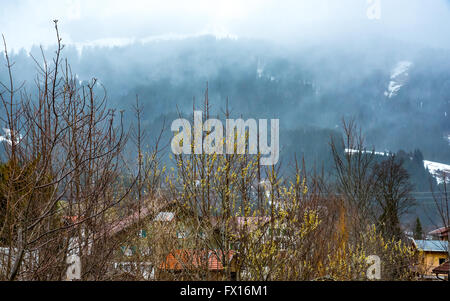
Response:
[2, 34, 449, 226]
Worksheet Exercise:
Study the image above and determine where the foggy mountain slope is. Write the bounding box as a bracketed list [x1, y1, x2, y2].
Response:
[1, 35, 449, 229]
[1, 35, 450, 166]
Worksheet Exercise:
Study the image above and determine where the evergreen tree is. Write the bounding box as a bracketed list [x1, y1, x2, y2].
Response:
[413, 217, 424, 240]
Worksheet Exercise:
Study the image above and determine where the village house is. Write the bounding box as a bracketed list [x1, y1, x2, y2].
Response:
[432, 260, 449, 280]
[427, 226, 449, 280]
[412, 239, 448, 279]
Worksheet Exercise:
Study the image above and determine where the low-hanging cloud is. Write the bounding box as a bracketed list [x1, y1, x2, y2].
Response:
[1, 0, 450, 52]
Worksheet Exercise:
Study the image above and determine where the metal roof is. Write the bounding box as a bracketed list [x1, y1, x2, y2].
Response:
[413, 240, 449, 252]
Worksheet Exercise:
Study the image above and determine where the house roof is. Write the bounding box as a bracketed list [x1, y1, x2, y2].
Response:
[413, 239, 449, 252]
[429, 226, 450, 237]
[96, 198, 177, 239]
[432, 260, 449, 275]
[159, 249, 235, 271]
[63, 216, 82, 224]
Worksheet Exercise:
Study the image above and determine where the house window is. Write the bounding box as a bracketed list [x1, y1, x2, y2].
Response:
[439, 258, 446, 265]
[120, 246, 137, 257]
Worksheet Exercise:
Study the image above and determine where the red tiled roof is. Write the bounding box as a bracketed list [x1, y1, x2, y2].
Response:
[63, 215, 82, 224]
[429, 226, 450, 237]
[160, 250, 235, 271]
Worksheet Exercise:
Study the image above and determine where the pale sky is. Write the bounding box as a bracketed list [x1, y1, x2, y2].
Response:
[1, 0, 450, 52]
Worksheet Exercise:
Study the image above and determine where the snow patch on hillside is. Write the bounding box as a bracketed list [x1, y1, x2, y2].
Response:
[423, 160, 450, 184]
[385, 61, 413, 99]
[345, 148, 392, 156]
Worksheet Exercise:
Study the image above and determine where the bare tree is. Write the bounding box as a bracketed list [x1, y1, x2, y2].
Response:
[372, 155, 414, 240]
[0, 21, 134, 280]
[330, 119, 378, 240]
